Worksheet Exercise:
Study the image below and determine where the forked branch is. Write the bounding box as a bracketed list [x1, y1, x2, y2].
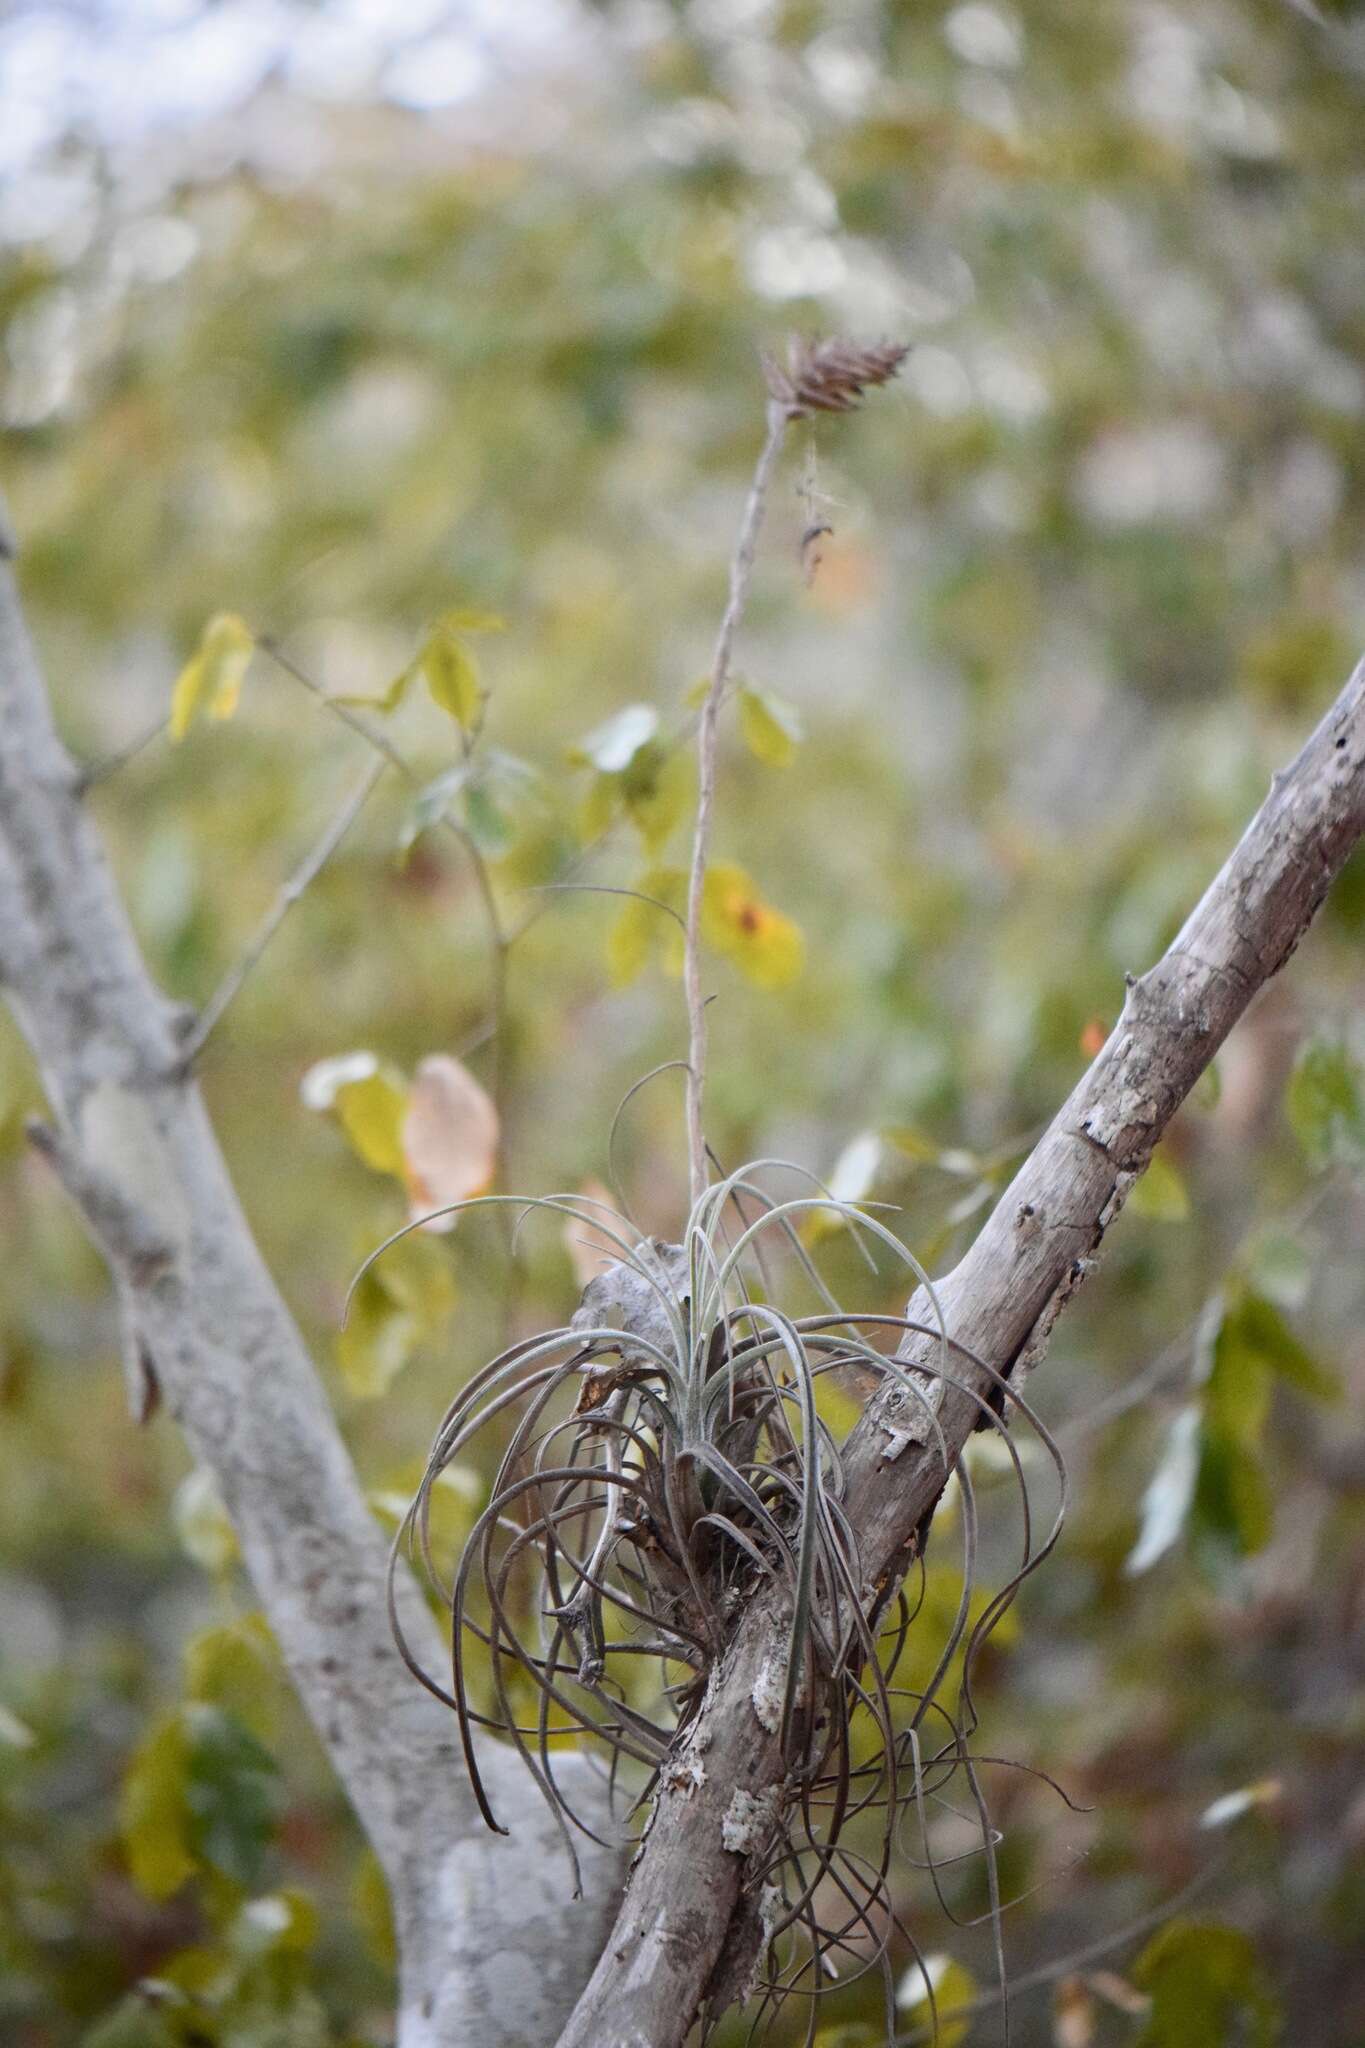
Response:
[554, 654, 1365, 2048]
[0, 502, 621, 2048]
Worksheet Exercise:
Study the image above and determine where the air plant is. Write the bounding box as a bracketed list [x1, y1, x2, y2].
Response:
[358, 339, 1073, 2035]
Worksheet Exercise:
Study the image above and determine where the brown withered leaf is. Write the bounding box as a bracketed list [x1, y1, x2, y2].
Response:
[563, 1178, 624, 1290]
[764, 336, 910, 418]
[401, 1054, 499, 1233]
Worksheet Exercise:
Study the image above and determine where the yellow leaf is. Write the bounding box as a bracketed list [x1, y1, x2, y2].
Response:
[436, 606, 505, 635]
[352, 1849, 397, 1970]
[334, 661, 419, 714]
[701, 862, 805, 989]
[577, 773, 618, 843]
[169, 614, 254, 742]
[623, 747, 690, 855]
[401, 1053, 499, 1232]
[337, 1269, 419, 1399]
[172, 1466, 239, 1575]
[606, 872, 685, 984]
[421, 629, 483, 729]
[368, 1228, 457, 1327]
[184, 1614, 278, 1744]
[334, 1071, 408, 1177]
[120, 1713, 195, 1902]
[739, 685, 802, 767]
[607, 895, 655, 986]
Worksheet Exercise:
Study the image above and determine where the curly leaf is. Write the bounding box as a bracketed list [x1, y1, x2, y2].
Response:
[169, 614, 254, 742]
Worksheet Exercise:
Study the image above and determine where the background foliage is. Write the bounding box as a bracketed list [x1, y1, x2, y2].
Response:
[3, 2, 1365, 2043]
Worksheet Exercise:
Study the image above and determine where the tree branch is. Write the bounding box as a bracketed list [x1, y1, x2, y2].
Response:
[554, 655, 1365, 2048]
[180, 756, 386, 1062]
[683, 400, 789, 1204]
[0, 508, 621, 2047]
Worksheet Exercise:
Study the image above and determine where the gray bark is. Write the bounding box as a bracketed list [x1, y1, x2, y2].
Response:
[0, 506, 621, 2047]
[554, 654, 1365, 2048]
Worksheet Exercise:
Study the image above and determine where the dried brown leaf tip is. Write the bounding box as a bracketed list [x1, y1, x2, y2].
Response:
[764, 335, 910, 417]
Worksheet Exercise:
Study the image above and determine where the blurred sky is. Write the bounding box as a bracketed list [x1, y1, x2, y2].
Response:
[0, 0, 583, 178]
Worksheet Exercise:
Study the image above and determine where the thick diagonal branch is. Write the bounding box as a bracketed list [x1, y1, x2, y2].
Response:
[555, 655, 1365, 2048]
[0, 510, 620, 2048]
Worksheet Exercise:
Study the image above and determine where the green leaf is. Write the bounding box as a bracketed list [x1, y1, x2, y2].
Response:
[184, 1615, 279, 1745]
[368, 1229, 457, 1326]
[183, 1704, 281, 1890]
[463, 780, 516, 858]
[569, 703, 659, 773]
[603, 870, 685, 985]
[1132, 1921, 1280, 2046]
[1247, 1231, 1311, 1311]
[0, 1703, 36, 1749]
[1286, 1038, 1365, 1169]
[169, 614, 255, 742]
[1193, 1431, 1273, 1561]
[1126, 1404, 1201, 1576]
[896, 1954, 977, 2048]
[1182, 1289, 1331, 1567]
[333, 1070, 408, 1177]
[420, 629, 483, 729]
[230, 1887, 320, 1958]
[399, 764, 469, 851]
[621, 743, 689, 854]
[120, 1712, 196, 1902]
[738, 685, 802, 767]
[336, 1267, 421, 1399]
[1129, 1149, 1191, 1222]
[1203, 1299, 1273, 1451]
[1216, 1294, 1338, 1415]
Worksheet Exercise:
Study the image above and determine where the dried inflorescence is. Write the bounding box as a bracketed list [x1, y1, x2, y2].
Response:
[764, 336, 911, 417]
[376, 1162, 1069, 2038]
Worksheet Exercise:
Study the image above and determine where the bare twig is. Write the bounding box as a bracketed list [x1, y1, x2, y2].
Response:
[254, 632, 513, 1110]
[683, 399, 789, 1204]
[180, 758, 386, 1062]
[76, 710, 170, 791]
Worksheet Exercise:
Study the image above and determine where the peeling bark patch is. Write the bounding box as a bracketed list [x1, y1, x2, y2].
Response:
[1098, 1168, 1137, 1231]
[662, 1755, 707, 1798]
[721, 1786, 780, 1854]
[750, 1643, 785, 1733]
[743, 1885, 786, 2004]
[1080, 1087, 1158, 1151]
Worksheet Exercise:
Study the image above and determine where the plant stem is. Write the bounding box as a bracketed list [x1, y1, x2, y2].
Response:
[683, 399, 789, 1206]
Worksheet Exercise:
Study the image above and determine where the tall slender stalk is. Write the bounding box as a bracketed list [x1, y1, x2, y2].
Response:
[683, 399, 790, 1205]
